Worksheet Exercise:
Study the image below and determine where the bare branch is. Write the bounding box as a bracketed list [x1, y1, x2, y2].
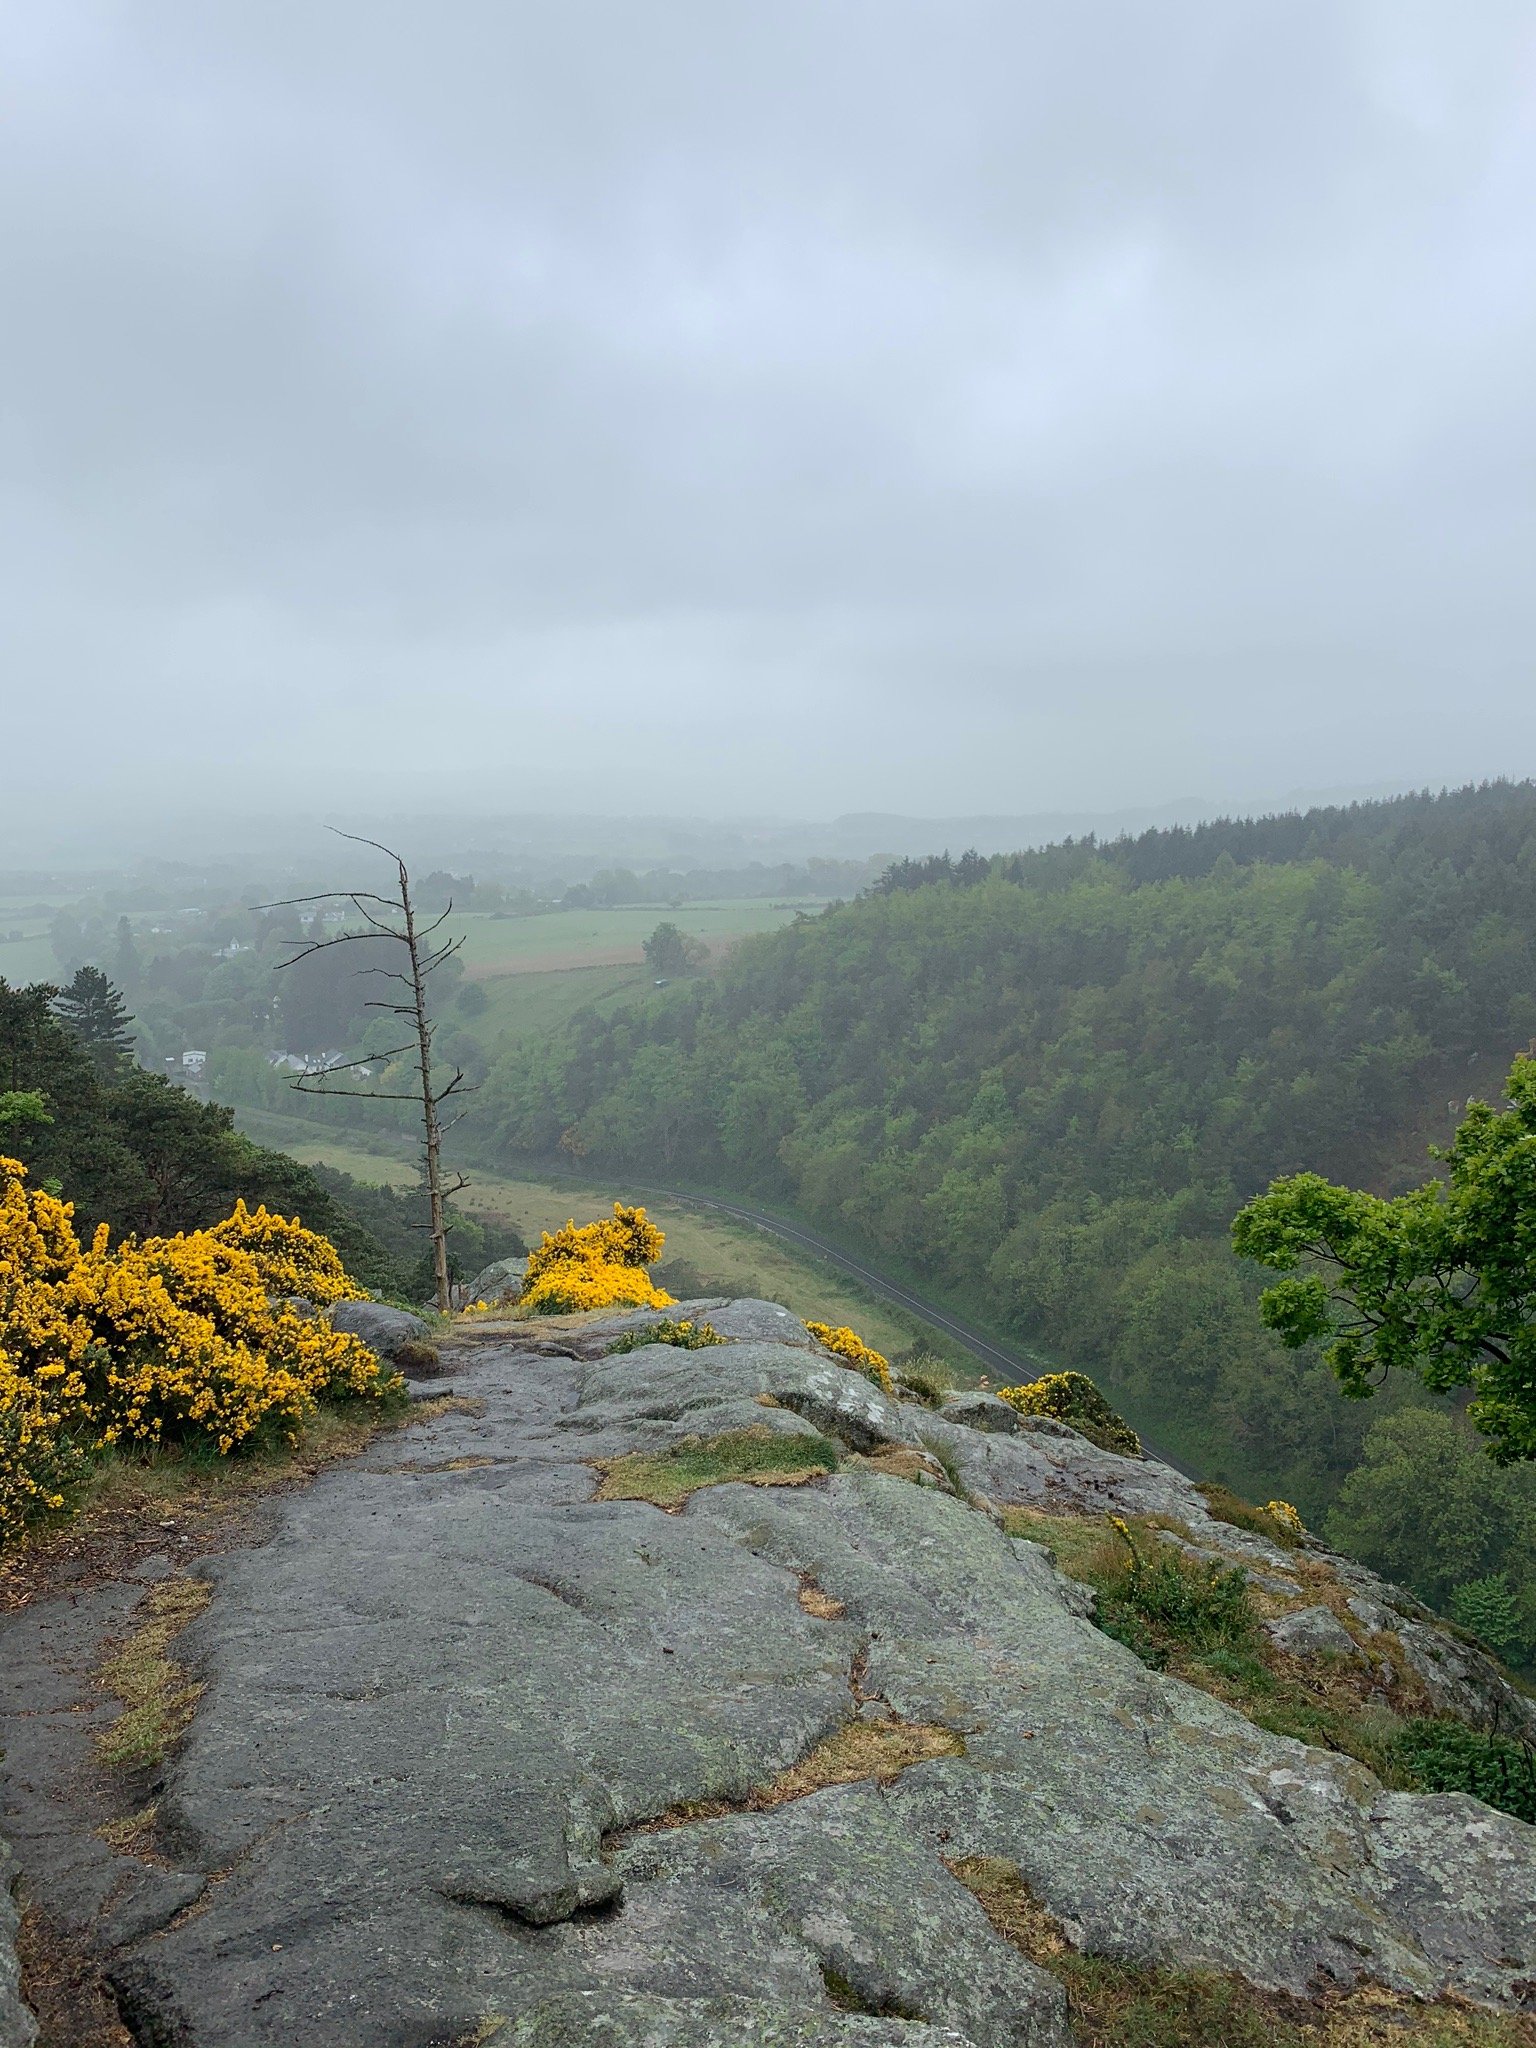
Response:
[273, 928, 407, 969]
[289, 1079, 421, 1101]
[326, 825, 409, 868]
[258, 890, 402, 913]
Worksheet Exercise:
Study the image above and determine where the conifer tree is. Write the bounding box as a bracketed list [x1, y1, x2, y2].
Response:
[53, 966, 136, 1080]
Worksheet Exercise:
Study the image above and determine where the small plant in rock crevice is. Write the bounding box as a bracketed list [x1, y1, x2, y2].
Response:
[1093, 1516, 1256, 1667]
[606, 1318, 725, 1355]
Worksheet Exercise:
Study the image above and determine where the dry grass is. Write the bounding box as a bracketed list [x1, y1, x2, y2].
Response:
[854, 1443, 956, 1490]
[16, 1908, 135, 2048]
[620, 1715, 964, 1841]
[94, 1576, 212, 1771]
[593, 1426, 839, 1508]
[948, 1857, 1535, 2048]
[798, 1576, 846, 1619]
[763, 1716, 963, 1803]
[95, 1801, 160, 1858]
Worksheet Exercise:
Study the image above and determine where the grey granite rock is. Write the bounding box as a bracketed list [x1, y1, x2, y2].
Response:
[1393, 1619, 1536, 1740]
[702, 1298, 824, 1348]
[1009, 1539, 1097, 1619]
[1263, 1605, 1363, 1660]
[938, 1392, 1021, 1434]
[505, 1992, 978, 2047]
[0, 1837, 36, 2048]
[327, 1299, 432, 1360]
[3, 1309, 1534, 2048]
[606, 1786, 1067, 2046]
[570, 1340, 924, 1455]
[466, 1255, 529, 1303]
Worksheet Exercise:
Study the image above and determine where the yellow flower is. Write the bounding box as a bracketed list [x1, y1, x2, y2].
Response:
[0, 1157, 393, 1543]
[804, 1322, 892, 1396]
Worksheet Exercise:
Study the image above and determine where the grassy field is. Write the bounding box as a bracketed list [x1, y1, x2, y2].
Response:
[449, 960, 654, 1050]
[0, 927, 59, 983]
[442, 902, 811, 1054]
[234, 1107, 953, 1369]
[454, 902, 809, 981]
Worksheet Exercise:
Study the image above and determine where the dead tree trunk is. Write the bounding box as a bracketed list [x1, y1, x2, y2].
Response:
[265, 833, 470, 1312]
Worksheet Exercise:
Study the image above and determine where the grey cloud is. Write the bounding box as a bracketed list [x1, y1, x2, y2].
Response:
[2, 1, 1534, 845]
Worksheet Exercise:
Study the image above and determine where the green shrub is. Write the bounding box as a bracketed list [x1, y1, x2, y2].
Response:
[607, 1317, 726, 1355]
[1094, 1520, 1256, 1670]
[1196, 1482, 1305, 1551]
[894, 1349, 953, 1407]
[1448, 1573, 1529, 1665]
[1394, 1718, 1536, 1825]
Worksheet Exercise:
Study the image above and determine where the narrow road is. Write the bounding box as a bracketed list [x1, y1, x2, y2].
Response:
[627, 1179, 1193, 1475]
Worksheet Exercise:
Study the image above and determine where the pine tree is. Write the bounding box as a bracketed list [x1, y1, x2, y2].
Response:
[54, 966, 136, 1080]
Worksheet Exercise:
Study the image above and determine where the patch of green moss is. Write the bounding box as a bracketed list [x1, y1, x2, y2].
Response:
[593, 1426, 838, 1507]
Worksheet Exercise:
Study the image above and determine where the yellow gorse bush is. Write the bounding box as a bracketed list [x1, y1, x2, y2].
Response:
[804, 1322, 893, 1396]
[207, 1198, 363, 1305]
[0, 1155, 393, 1541]
[995, 1371, 1142, 1457]
[518, 1203, 674, 1317]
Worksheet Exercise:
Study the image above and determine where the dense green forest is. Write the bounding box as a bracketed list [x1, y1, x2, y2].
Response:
[0, 978, 519, 1300]
[482, 781, 1536, 1660]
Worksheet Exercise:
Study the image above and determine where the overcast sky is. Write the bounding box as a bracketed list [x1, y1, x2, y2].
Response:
[4, 2, 1534, 851]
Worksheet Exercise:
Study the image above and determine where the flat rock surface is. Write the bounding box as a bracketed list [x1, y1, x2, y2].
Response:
[2, 1302, 1534, 2047]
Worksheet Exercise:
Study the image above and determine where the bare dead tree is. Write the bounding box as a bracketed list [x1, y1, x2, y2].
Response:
[264, 832, 470, 1311]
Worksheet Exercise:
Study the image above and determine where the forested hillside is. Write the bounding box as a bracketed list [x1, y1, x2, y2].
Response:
[484, 782, 1536, 1653]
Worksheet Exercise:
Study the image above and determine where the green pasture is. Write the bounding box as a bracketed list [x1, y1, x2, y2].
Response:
[453, 902, 808, 980]
[449, 961, 652, 1049]
[0, 926, 59, 983]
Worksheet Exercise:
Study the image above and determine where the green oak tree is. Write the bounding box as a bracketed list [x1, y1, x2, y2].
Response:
[1232, 1055, 1536, 1461]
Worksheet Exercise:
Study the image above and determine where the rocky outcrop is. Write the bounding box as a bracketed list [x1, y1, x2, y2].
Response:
[2, 1301, 1532, 2048]
[465, 1255, 529, 1305]
[327, 1299, 440, 1374]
